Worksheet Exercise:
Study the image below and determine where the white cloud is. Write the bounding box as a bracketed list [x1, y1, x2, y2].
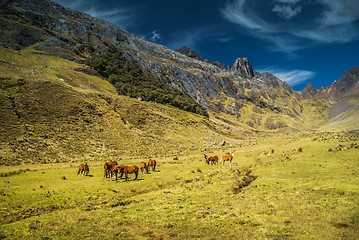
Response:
[217, 37, 233, 43]
[272, 3, 302, 20]
[221, 0, 359, 52]
[149, 30, 161, 42]
[221, 0, 274, 32]
[53, 0, 136, 29]
[257, 67, 315, 86]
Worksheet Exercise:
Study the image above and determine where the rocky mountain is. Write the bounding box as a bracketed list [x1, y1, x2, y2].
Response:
[0, 0, 303, 123]
[298, 65, 359, 99]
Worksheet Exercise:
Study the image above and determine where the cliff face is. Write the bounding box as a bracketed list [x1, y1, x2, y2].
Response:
[231, 58, 255, 79]
[1, 0, 303, 124]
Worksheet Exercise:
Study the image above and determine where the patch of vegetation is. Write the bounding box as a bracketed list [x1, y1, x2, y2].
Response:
[86, 48, 208, 117]
[0, 168, 32, 177]
[232, 167, 258, 194]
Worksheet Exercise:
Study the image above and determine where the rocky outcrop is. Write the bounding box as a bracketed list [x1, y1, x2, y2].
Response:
[298, 83, 317, 99]
[175, 46, 203, 61]
[231, 58, 255, 79]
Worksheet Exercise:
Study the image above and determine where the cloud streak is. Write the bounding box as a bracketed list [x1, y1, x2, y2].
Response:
[221, 0, 359, 52]
[149, 30, 161, 42]
[257, 67, 315, 86]
[53, 0, 136, 29]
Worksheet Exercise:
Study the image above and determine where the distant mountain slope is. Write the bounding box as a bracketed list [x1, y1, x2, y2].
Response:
[297, 65, 359, 131]
[298, 65, 359, 99]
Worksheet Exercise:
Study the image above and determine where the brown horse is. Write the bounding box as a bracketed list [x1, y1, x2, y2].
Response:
[104, 161, 118, 178]
[140, 162, 149, 174]
[111, 165, 125, 181]
[220, 153, 234, 166]
[78, 163, 89, 176]
[204, 154, 218, 165]
[112, 165, 139, 181]
[148, 159, 157, 171]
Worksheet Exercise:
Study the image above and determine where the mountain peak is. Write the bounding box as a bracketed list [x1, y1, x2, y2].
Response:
[298, 65, 359, 99]
[175, 46, 203, 61]
[231, 58, 255, 78]
[300, 82, 317, 98]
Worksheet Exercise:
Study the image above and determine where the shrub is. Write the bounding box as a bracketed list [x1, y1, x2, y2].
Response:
[86, 49, 208, 117]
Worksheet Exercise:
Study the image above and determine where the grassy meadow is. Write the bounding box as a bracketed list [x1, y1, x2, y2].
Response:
[1, 131, 358, 239]
[1, 46, 359, 239]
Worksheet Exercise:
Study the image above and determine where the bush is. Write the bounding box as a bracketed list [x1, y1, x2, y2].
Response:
[86, 49, 208, 117]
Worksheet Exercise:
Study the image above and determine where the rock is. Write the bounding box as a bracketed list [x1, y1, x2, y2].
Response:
[220, 140, 226, 146]
[231, 58, 255, 79]
[175, 46, 203, 61]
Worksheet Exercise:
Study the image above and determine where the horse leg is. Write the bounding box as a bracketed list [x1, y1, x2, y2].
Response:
[134, 171, 138, 180]
[77, 169, 80, 175]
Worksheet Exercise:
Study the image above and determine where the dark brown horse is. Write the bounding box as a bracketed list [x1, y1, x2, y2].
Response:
[111, 165, 125, 181]
[78, 163, 89, 176]
[148, 159, 157, 171]
[220, 153, 234, 166]
[112, 165, 139, 181]
[140, 162, 149, 174]
[104, 161, 118, 178]
[204, 154, 218, 165]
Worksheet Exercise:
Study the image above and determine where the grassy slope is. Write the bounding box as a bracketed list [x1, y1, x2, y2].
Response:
[320, 95, 359, 131]
[1, 46, 261, 165]
[0, 132, 358, 239]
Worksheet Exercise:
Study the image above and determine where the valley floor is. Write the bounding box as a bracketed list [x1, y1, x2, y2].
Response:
[0, 131, 358, 239]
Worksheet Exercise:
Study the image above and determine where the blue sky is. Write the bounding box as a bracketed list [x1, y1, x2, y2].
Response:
[53, 0, 359, 91]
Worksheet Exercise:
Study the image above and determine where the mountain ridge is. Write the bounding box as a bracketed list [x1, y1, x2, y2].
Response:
[298, 65, 359, 99]
[1, 0, 302, 120]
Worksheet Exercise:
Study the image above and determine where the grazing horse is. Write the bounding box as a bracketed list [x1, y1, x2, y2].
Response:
[140, 162, 149, 174]
[104, 161, 118, 178]
[78, 163, 89, 176]
[220, 153, 234, 166]
[148, 159, 157, 171]
[204, 154, 218, 165]
[112, 165, 139, 181]
[111, 165, 125, 181]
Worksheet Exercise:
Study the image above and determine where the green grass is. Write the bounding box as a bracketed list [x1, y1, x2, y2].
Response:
[1, 132, 358, 239]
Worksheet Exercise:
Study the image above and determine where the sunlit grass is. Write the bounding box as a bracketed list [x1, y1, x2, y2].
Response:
[1, 133, 358, 239]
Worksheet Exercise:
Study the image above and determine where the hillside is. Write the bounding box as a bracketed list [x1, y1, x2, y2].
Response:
[0, 46, 269, 165]
[0, 0, 358, 166]
[298, 65, 359, 131]
[1, 0, 303, 123]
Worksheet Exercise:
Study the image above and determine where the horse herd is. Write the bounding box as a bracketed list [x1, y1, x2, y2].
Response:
[77, 153, 234, 180]
[77, 159, 157, 181]
[204, 152, 234, 166]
